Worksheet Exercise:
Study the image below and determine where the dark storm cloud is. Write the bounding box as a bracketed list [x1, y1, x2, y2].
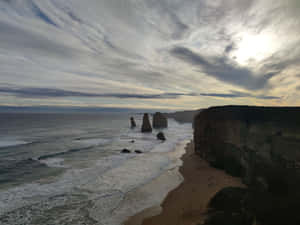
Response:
[171, 46, 276, 90]
[0, 87, 279, 100]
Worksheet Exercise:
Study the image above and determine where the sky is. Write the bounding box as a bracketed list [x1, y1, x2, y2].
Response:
[0, 0, 300, 110]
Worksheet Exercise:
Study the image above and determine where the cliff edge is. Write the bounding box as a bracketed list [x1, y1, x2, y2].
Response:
[194, 105, 300, 225]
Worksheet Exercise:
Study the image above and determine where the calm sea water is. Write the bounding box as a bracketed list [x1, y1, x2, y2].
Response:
[0, 112, 192, 225]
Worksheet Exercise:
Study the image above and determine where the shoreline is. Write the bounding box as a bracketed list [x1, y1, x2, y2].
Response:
[124, 141, 245, 225]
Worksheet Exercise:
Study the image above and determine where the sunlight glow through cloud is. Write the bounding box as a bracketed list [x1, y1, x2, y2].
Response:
[234, 32, 275, 65]
[0, 0, 300, 109]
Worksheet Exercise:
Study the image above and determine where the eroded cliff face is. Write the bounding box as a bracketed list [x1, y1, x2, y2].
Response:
[194, 106, 300, 225]
[194, 106, 300, 185]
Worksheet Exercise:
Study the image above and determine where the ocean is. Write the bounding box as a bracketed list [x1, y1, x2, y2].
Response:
[0, 112, 192, 225]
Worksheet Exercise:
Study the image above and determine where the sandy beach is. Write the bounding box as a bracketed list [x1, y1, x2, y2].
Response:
[125, 141, 245, 225]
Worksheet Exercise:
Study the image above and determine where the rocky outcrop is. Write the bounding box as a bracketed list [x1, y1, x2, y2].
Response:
[204, 187, 254, 225]
[152, 112, 168, 128]
[194, 106, 300, 225]
[157, 132, 166, 141]
[141, 113, 152, 133]
[130, 117, 136, 128]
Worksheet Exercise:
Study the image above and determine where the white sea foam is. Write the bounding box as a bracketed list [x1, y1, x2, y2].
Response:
[0, 119, 192, 225]
[40, 158, 66, 168]
[96, 141, 189, 225]
[73, 138, 110, 146]
[0, 138, 28, 148]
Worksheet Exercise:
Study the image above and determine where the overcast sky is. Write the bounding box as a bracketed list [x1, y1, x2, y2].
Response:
[0, 0, 300, 110]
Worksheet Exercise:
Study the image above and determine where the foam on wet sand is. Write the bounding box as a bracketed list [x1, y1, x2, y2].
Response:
[125, 141, 245, 225]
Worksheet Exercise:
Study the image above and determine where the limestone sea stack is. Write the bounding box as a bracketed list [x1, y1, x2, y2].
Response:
[152, 112, 168, 128]
[130, 117, 136, 128]
[141, 113, 152, 132]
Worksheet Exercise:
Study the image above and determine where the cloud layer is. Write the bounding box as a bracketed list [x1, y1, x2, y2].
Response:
[0, 0, 299, 109]
[0, 86, 280, 100]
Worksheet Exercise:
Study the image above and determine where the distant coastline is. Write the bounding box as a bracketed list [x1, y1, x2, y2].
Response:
[164, 109, 201, 123]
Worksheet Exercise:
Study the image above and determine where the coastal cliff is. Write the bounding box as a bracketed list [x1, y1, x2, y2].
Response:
[194, 106, 300, 183]
[194, 106, 300, 225]
[164, 110, 201, 123]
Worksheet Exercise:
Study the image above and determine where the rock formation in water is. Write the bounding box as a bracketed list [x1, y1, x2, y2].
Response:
[152, 112, 168, 128]
[157, 132, 166, 141]
[194, 106, 300, 225]
[121, 148, 131, 153]
[130, 117, 136, 128]
[141, 113, 152, 133]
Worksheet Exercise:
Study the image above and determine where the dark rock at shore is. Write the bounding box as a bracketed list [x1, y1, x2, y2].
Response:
[157, 132, 166, 141]
[153, 112, 168, 128]
[209, 187, 250, 212]
[135, 150, 143, 154]
[204, 211, 254, 225]
[130, 117, 136, 128]
[205, 187, 254, 225]
[253, 176, 269, 192]
[130, 140, 135, 143]
[141, 113, 152, 133]
[121, 148, 131, 153]
[205, 184, 300, 225]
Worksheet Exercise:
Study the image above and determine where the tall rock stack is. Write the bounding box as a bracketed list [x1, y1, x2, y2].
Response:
[141, 113, 152, 132]
[130, 117, 136, 128]
[152, 112, 168, 129]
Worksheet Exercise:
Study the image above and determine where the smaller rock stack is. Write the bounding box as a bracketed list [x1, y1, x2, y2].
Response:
[157, 132, 166, 141]
[130, 117, 136, 128]
[141, 113, 152, 132]
[152, 112, 168, 129]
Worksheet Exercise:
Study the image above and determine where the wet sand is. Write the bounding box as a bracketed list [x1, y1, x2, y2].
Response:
[124, 141, 244, 225]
